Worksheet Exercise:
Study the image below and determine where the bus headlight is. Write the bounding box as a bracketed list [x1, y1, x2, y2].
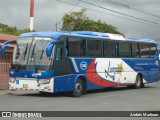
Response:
[9, 78, 16, 83]
[44, 80, 50, 84]
[37, 78, 51, 84]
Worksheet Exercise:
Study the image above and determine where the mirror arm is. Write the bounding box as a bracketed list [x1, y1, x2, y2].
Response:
[1, 40, 17, 57]
[45, 41, 55, 57]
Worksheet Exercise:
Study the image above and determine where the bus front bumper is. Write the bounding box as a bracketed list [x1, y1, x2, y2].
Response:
[9, 78, 54, 93]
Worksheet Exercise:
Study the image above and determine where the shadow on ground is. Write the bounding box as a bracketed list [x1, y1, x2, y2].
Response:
[6, 84, 158, 98]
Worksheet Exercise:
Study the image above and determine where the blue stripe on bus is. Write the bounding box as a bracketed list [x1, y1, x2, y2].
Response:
[10, 69, 54, 79]
[122, 58, 159, 83]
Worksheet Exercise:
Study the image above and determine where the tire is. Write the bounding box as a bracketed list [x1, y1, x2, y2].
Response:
[71, 79, 83, 97]
[39, 91, 50, 95]
[134, 74, 142, 89]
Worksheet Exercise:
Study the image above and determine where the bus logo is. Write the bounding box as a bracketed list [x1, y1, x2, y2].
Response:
[80, 61, 88, 70]
[32, 72, 42, 77]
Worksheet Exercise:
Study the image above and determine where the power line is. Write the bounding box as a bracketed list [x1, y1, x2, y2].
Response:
[127, 1, 160, 6]
[103, 0, 160, 19]
[105, 0, 160, 13]
[55, 0, 80, 31]
[79, 0, 160, 26]
[57, 0, 160, 27]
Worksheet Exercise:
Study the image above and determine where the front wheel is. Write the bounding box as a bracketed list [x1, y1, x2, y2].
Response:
[71, 79, 83, 97]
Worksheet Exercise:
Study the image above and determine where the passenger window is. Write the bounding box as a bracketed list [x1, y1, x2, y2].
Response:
[118, 42, 130, 58]
[80, 39, 86, 56]
[132, 43, 140, 58]
[67, 37, 86, 57]
[103, 41, 115, 57]
[68, 37, 80, 57]
[87, 39, 101, 57]
[140, 44, 150, 58]
[150, 43, 156, 58]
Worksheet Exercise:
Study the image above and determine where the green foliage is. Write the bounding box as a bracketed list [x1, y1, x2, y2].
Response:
[18, 28, 34, 35]
[0, 23, 18, 35]
[61, 9, 124, 36]
[0, 23, 35, 36]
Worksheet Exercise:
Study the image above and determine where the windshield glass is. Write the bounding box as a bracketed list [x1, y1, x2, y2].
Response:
[12, 37, 55, 71]
[13, 37, 32, 65]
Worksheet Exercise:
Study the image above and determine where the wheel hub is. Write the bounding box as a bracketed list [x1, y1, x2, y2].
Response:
[75, 83, 82, 93]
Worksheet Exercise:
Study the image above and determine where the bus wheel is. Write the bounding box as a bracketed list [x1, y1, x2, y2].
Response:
[134, 74, 142, 89]
[72, 79, 83, 97]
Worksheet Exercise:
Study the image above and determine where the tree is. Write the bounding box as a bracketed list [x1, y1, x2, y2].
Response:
[0, 23, 19, 35]
[18, 28, 33, 35]
[61, 9, 124, 36]
[0, 23, 35, 36]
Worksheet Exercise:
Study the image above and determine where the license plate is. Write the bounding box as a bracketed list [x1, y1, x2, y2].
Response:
[23, 84, 28, 89]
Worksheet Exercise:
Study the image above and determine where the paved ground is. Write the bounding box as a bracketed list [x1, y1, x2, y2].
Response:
[0, 82, 160, 119]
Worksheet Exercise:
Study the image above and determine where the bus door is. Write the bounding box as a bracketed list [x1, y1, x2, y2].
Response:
[54, 44, 66, 76]
[54, 37, 73, 76]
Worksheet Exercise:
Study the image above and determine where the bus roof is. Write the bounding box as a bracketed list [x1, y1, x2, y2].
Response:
[19, 31, 157, 44]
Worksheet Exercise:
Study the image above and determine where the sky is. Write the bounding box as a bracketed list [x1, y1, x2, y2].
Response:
[0, 0, 160, 40]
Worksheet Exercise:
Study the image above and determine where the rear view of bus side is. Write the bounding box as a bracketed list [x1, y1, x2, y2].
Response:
[1, 31, 159, 97]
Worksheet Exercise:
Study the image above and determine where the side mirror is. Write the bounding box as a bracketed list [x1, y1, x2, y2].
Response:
[46, 41, 55, 57]
[1, 40, 17, 57]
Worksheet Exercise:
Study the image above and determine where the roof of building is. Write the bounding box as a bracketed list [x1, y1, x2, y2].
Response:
[0, 33, 18, 41]
[0, 34, 17, 52]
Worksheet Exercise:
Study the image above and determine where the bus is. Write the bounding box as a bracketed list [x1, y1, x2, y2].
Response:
[1, 31, 159, 97]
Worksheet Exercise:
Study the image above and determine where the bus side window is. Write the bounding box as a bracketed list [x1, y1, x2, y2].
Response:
[87, 39, 101, 57]
[65, 38, 69, 56]
[67, 37, 86, 57]
[80, 39, 86, 56]
[103, 41, 115, 58]
[132, 43, 140, 58]
[118, 41, 130, 58]
[68, 37, 80, 57]
[140, 44, 150, 58]
[150, 43, 156, 58]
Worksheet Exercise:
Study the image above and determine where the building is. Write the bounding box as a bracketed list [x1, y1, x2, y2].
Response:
[0, 33, 17, 89]
[0, 33, 18, 63]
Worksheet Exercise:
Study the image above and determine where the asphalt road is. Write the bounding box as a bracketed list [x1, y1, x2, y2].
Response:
[0, 82, 160, 119]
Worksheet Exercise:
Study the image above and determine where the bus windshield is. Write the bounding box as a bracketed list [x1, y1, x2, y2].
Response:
[12, 37, 55, 71]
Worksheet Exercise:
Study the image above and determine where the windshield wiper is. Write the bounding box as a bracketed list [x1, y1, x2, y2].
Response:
[35, 49, 44, 72]
[23, 43, 28, 61]
[16, 43, 28, 72]
[31, 43, 36, 58]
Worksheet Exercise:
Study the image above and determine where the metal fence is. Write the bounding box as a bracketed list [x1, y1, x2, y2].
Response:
[0, 63, 10, 90]
[0, 53, 12, 89]
[0, 54, 12, 63]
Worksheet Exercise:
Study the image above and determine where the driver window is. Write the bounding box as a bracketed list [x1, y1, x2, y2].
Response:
[55, 48, 64, 61]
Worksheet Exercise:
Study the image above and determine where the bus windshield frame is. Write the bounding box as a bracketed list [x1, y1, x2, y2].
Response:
[11, 37, 55, 71]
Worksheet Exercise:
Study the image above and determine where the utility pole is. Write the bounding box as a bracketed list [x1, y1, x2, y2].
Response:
[29, 0, 34, 31]
[55, 23, 58, 32]
[55, 22, 61, 32]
